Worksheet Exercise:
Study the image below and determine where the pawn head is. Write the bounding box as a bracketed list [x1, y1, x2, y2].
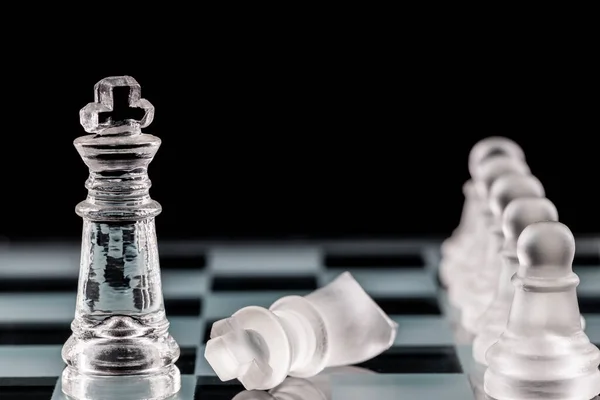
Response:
[489, 174, 545, 219]
[474, 155, 530, 200]
[468, 136, 525, 178]
[503, 198, 559, 245]
[516, 221, 575, 275]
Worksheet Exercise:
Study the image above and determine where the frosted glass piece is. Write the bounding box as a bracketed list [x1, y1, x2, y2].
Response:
[460, 173, 545, 333]
[441, 136, 525, 289]
[472, 197, 558, 365]
[467, 136, 525, 178]
[484, 221, 600, 399]
[204, 272, 398, 390]
[448, 154, 529, 309]
[472, 155, 530, 200]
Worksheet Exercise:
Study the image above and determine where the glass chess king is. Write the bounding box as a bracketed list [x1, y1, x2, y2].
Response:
[60, 76, 181, 400]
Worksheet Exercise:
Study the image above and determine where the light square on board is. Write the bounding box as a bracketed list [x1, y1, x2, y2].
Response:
[162, 270, 209, 298]
[194, 345, 215, 377]
[0, 245, 79, 279]
[207, 245, 322, 274]
[322, 269, 437, 298]
[203, 291, 311, 319]
[0, 294, 75, 324]
[0, 346, 64, 378]
[168, 317, 204, 348]
[392, 316, 455, 346]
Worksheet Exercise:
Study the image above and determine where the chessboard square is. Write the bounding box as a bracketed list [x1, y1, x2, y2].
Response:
[169, 317, 204, 348]
[323, 252, 426, 269]
[392, 316, 455, 346]
[203, 291, 311, 319]
[331, 373, 475, 400]
[571, 238, 600, 253]
[576, 297, 600, 315]
[194, 377, 245, 400]
[211, 275, 318, 292]
[0, 346, 64, 377]
[162, 270, 209, 298]
[202, 320, 214, 344]
[160, 254, 207, 270]
[375, 297, 441, 316]
[176, 347, 198, 375]
[0, 323, 71, 345]
[575, 270, 600, 298]
[208, 246, 321, 274]
[194, 345, 216, 377]
[175, 375, 199, 400]
[1, 378, 58, 400]
[356, 346, 462, 374]
[0, 244, 79, 279]
[0, 278, 78, 293]
[584, 316, 600, 343]
[0, 294, 74, 324]
[322, 269, 436, 297]
[164, 298, 203, 317]
[573, 251, 600, 268]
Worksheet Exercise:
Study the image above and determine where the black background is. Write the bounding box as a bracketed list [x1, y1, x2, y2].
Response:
[0, 37, 597, 242]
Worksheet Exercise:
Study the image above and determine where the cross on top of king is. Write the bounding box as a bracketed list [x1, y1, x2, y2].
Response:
[79, 76, 155, 135]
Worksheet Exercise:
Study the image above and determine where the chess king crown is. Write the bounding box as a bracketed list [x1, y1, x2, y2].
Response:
[74, 76, 162, 222]
[61, 76, 181, 400]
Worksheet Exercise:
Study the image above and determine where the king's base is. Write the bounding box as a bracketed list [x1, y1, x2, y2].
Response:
[484, 368, 600, 400]
[61, 365, 181, 400]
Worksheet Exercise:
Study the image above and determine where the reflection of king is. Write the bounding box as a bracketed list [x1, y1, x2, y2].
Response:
[61, 76, 181, 400]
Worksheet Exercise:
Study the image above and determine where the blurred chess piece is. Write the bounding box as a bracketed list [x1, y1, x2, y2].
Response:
[205, 272, 397, 390]
[460, 173, 544, 333]
[231, 366, 374, 400]
[440, 136, 525, 288]
[448, 154, 530, 309]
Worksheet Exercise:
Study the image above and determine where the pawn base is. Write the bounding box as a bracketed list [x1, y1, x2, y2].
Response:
[61, 365, 181, 400]
[484, 367, 600, 400]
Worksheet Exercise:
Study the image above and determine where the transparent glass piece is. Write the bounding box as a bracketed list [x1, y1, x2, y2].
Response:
[61, 76, 180, 400]
[484, 222, 600, 399]
[79, 75, 154, 135]
[204, 272, 398, 391]
[61, 365, 180, 400]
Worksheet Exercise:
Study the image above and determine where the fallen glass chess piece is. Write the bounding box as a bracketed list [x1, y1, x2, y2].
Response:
[204, 272, 398, 390]
[230, 366, 374, 399]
